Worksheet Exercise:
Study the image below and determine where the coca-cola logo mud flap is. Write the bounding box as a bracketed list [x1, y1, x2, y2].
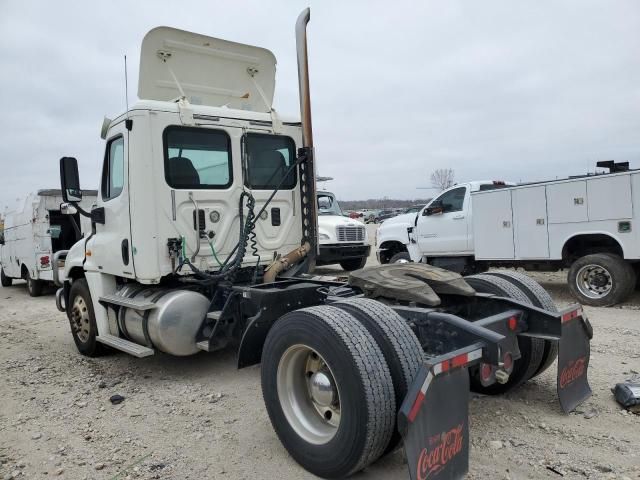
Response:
[557, 315, 592, 413]
[399, 365, 469, 480]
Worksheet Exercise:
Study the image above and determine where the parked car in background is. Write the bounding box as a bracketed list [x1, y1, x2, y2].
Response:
[403, 204, 427, 214]
[317, 191, 370, 270]
[1, 189, 97, 295]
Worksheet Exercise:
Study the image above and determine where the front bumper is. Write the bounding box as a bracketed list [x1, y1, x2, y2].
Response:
[317, 244, 371, 265]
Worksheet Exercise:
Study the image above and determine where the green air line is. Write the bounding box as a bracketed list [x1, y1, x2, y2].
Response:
[209, 241, 223, 268]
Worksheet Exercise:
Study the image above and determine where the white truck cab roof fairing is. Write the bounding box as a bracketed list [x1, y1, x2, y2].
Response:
[139, 26, 277, 112]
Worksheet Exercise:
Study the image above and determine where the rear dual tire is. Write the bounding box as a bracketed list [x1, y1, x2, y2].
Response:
[261, 301, 423, 477]
[261, 306, 395, 478]
[484, 270, 558, 377]
[464, 274, 545, 394]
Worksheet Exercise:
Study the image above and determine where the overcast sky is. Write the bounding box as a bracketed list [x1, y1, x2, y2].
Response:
[1, 0, 639, 209]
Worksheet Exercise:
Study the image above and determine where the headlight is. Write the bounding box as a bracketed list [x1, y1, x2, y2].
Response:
[319, 233, 330, 240]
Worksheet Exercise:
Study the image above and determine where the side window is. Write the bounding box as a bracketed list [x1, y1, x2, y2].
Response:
[164, 126, 232, 189]
[245, 133, 296, 189]
[434, 186, 466, 213]
[101, 136, 125, 201]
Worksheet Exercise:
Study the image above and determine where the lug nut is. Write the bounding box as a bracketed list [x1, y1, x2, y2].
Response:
[495, 370, 510, 384]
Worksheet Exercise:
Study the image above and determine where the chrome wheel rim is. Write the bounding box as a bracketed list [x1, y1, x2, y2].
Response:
[71, 296, 91, 343]
[277, 344, 341, 445]
[576, 264, 612, 299]
[394, 258, 409, 264]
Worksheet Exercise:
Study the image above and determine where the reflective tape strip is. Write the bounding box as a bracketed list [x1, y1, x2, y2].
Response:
[408, 372, 433, 422]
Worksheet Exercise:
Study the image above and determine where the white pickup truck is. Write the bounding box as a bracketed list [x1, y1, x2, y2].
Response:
[377, 167, 640, 306]
[316, 191, 370, 270]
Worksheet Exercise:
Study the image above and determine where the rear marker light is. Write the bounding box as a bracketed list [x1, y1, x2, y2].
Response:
[562, 307, 583, 323]
[508, 316, 518, 331]
[40, 256, 50, 265]
[502, 352, 513, 373]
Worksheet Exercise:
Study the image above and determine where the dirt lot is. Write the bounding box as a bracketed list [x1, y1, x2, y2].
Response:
[1, 233, 639, 479]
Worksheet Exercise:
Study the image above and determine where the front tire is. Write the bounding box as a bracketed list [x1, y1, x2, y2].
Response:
[26, 273, 43, 297]
[568, 253, 635, 306]
[0, 268, 12, 287]
[465, 274, 545, 394]
[261, 306, 395, 478]
[339, 257, 367, 271]
[389, 252, 411, 264]
[67, 279, 106, 357]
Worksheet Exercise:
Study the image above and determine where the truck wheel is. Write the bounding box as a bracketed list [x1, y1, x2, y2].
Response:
[26, 273, 43, 297]
[568, 253, 635, 307]
[485, 271, 558, 377]
[334, 298, 424, 454]
[464, 274, 545, 394]
[67, 279, 106, 357]
[0, 268, 12, 287]
[339, 257, 367, 271]
[389, 252, 411, 264]
[261, 305, 395, 478]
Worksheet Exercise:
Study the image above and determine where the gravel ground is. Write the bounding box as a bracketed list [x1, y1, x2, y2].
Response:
[1, 230, 639, 479]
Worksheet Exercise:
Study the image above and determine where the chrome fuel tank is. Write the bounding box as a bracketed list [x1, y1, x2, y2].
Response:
[116, 286, 209, 356]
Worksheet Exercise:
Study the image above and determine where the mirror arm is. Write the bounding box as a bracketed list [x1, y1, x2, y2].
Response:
[70, 202, 92, 218]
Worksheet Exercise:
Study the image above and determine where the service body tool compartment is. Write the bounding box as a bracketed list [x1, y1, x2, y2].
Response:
[472, 189, 514, 260]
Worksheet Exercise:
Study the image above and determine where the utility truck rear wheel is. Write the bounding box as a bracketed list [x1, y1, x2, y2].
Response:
[568, 253, 634, 306]
[26, 273, 43, 297]
[465, 274, 545, 394]
[339, 257, 367, 271]
[389, 252, 411, 264]
[485, 270, 558, 377]
[67, 279, 106, 357]
[0, 268, 12, 287]
[261, 305, 395, 478]
[334, 298, 424, 454]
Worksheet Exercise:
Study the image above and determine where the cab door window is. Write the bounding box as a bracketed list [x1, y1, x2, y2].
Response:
[433, 186, 466, 213]
[101, 136, 125, 200]
[244, 133, 296, 189]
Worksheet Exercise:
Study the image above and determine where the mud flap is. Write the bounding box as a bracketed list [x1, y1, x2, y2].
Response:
[398, 348, 481, 480]
[557, 308, 592, 413]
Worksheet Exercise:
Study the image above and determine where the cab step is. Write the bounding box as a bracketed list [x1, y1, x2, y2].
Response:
[206, 310, 222, 320]
[99, 294, 157, 311]
[97, 334, 154, 358]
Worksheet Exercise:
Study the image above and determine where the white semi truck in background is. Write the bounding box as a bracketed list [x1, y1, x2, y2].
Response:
[316, 191, 370, 271]
[45, 10, 592, 479]
[376, 163, 640, 306]
[0, 189, 97, 295]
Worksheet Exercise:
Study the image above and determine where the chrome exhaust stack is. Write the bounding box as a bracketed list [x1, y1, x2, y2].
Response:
[296, 7, 314, 149]
[294, 8, 318, 270]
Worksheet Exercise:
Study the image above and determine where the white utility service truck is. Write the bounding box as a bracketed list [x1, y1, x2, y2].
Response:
[0, 189, 97, 295]
[317, 191, 370, 271]
[376, 164, 639, 306]
[51, 10, 592, 479]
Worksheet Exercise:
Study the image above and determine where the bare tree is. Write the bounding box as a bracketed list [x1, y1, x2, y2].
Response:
[430, 168, 455, 191]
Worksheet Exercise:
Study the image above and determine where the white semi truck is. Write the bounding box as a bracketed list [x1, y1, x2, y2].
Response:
[0, 189, 97, 295]
[51, 10, 592, 479]
[376, 166, 640, 306]
[317, 191, 370, 271]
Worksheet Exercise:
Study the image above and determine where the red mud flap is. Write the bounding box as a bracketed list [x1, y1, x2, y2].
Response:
[398, 346, 482, 480]
[557, 306, 593, 413]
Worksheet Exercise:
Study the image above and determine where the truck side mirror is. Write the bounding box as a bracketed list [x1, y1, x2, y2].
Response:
[60, 157, 83, 203]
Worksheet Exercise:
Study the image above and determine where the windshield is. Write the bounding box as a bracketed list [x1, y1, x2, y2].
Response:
[317, 193, 344, 216]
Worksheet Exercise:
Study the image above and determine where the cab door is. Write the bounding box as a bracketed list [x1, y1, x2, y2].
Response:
[416, 186, 470, 254]
[86, 122, 134, 278]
